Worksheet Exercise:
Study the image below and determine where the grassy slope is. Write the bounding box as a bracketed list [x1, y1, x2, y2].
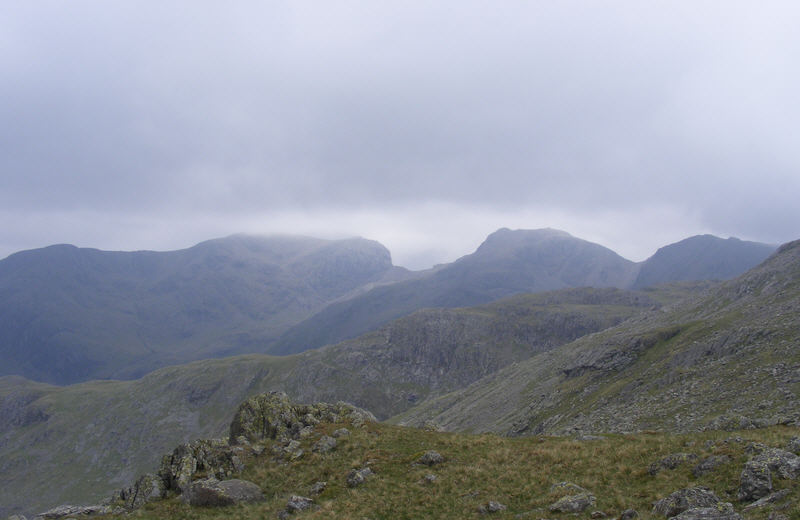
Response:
[111, 422, 799, 520]
[0, 287, 659, 517]
[393, 241, 800, 436]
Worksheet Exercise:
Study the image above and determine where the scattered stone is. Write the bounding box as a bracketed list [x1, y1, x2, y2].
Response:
[309, 481, 327, 496]
[479, 501, 508, 514]
[620, 509, 639, 520]
[33, 505, 111, 519]
[346, 467, 374, 487]
[417, 450, 444, 466]
[669, 502, 741, 520]
[693, 456, 731, 477]
[652, 487, 720, 517]
[181, 478, 265, 507]
[649, 453, 699, 475]
[591, 511, 607, 518]
[312, 435, 337, 453]
[549, 493, 596, 513]
[286, 495, 314, 513]
[422, 474, 437, 484]
[742, 489, 791, 511]
[738, 460, 772, 502]
[332, 428, 351, 438]
[549, 482, 588, 495]
[785, 437, 800, 455]
[298, 426, 315, 438]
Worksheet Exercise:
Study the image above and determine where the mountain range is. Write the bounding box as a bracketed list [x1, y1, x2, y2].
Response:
[0, 229, 775, 385]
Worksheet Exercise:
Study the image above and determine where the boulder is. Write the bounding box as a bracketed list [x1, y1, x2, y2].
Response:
[620, 509, 639, 520]
[785, 437, 800, 455]
[119, 473, 166, 510]
[158, 439, 243, 493]
[229, 392, 375, 445]
[652, 487, 721, 517]
[309, 481, 327, 496]
[757, 448, 800, 479]
[742, 489, 791, 511]
[668, 502, 741, 520]
[417, 450, 445, 466]
[312, 435, 337, 453]
[181, 478, 264, 507]
[286, 495, 314, 513]
[549, 493, 596, 513]
[346, 467, 373, 487]
[649, 453, 699, 475]
[738, 460, 772, 502]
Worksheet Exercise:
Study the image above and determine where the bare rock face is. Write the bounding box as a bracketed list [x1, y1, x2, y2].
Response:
[181, 478, 265, 507]
[228, 391, 376, 445]
[118, 473, 165, 510]
[652, 487, 721, 518]
[158, 439, 244, 493]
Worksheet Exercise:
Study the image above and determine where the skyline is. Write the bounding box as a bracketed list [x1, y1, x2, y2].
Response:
[2, 2, 799, 269]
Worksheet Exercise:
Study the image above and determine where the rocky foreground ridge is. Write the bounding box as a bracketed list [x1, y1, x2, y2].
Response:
[13, 393, 800, 520]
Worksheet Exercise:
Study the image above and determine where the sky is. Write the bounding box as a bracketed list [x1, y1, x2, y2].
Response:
[2, 1, 799, 270]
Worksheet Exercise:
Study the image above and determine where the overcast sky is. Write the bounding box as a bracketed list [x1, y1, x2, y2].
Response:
[2, 1, 798, 269]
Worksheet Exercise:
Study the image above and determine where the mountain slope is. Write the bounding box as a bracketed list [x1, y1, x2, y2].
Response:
[270, 228, 640, 354]
[0, 287, 655, 516]
[394, 239, 800, 436]
[632, 234, 776, 288]
[0, 234, 395, 384]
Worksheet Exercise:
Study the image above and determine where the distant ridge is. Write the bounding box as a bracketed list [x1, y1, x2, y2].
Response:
[632, 234, 775, 288]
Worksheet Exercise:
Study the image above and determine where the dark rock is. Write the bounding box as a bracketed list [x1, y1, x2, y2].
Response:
[286, 495, 314, 513]
[620, 509, 639, 520]
[346, 467, 373, 487]
[652, 487, 720, 517]
[312, 435, 337, 453]
[417, 450, 445, 466]
[181, 478, 264, 507]
[693, 456, 731, 477]
[738, 460, 772, 502]
[649, 453, 699, 475]
[742, 489, 791, 511]
[309, 481, 327, 496]
[549, 493, 596, 513]
[668, 502, 741, 520]
[479, 501, 508, 514]
[591, 511, 607, 518]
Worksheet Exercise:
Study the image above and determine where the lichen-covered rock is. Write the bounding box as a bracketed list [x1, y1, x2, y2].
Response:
[312, 435, 337, 453]
[649, 453, 699, 475]
[620, 509, 639, 520]
[33, 505, 110, 519]
[652, 487, 720, 517]
[742, 489, 791, 511]
[693, 456, 731, 477]
[346, 467, 374, 487]
[417, 450, 444, 466]
[309, 481, 327, 496]
[549, 493, 596, 513]
[181, 478, 264, 507]
[119, 473, 165, 510]
[668, 502, 741, 520]
[332, 428, 351, 438]
[228, 392, 375, 445]
[756, 448, 800, 479]
[158, 439, 243, 493]
[738, 460, 772, 502]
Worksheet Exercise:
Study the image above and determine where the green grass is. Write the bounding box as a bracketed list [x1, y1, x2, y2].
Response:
[116, 423, 799, 520]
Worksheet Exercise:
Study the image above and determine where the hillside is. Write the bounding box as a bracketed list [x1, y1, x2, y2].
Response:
[0, 234, 396, 384]
[0, 287, 657, 517]
[395, 240, 800, 436]
[632, 235, 776, 289]
[269, 228, 640, 354]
